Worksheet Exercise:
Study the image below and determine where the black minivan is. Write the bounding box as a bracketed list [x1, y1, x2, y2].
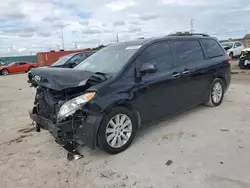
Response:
[28, 34, 231, 155]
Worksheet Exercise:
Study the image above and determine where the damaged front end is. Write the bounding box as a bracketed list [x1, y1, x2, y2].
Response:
[239, 49, 250, 69]
[28, 68, 110, 158]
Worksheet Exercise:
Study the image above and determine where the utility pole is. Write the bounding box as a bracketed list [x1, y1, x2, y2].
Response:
[190, 18, 195, 33]
[116, 33, 119, 43]
[74, 42, 77, 49]
[59, 24, 69, 50]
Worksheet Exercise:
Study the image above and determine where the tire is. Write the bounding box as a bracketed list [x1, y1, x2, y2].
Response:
[1, 69, 9, 76]
[206, 78, 224, 107]
[98, 107, 138, 154]
[239, 62, 247, 69]
[229, 52, 233, 59]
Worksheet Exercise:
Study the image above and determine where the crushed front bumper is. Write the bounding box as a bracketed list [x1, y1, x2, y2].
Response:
[28, 109, 103, 150]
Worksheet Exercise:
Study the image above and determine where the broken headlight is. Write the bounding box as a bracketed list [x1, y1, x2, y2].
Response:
[57, 92, 96, 120]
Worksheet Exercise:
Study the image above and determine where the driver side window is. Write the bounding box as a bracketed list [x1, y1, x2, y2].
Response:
[137, 42, 174, 73]
[68, 54, 86, 65]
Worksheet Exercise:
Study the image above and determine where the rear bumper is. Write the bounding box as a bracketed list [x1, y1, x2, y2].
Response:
[29, 109, 102, 149]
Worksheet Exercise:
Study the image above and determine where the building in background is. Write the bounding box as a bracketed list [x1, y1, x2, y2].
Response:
[37, 49, 94, 67]
[220, 34, 250, 48]
[0, 55, 37, 65]
[243, 34, 250, 48]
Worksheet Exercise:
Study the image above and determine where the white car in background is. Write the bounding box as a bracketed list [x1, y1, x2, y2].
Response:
[221, 41, 244, 58]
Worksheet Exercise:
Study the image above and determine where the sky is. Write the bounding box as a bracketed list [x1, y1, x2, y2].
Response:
[0, 0, 250, 56]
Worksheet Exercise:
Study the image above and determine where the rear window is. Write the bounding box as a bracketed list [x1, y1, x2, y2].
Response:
[173, 40, 204, 64]
[201, 39, 224, 58]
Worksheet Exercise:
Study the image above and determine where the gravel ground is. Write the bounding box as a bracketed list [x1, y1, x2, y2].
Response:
[1, 60, 250, 188]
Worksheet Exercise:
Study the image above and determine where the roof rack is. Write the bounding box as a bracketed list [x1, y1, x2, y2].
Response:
[166, 33, 210, 37]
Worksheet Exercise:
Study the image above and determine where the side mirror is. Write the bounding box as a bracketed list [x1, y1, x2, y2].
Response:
[68, 63, 76, 68]
[139, 63, 157, 74]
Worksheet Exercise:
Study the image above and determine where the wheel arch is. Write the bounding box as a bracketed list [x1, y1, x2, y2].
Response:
[95, 101, 142, 147]
[217, 75, 226, 85]
[229, 51, 233, 57]
[103, 102, 141, 129]
[1, 68, 9, 74]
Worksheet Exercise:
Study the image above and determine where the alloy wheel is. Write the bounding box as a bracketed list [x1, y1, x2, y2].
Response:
[2, 69, 8, 76]
[105, 114, 132, 148]
[212, 82, 223, 103]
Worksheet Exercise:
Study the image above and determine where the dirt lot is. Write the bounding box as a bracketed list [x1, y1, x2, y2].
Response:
[1, 60, 250, 188]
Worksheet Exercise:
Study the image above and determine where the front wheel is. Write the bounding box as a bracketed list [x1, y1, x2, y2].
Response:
[206, 78, 224, 107]
[98, 107, 137, 154]
[229, 52, 233, 59]
[1, 69, 9, 76]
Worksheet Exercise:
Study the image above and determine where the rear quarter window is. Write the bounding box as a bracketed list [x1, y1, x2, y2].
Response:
[201, 39, 224, 58]
[172, 40, 204, 64]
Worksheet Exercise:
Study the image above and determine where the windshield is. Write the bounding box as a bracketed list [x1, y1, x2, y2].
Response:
[74, 45, 141, 74]
[51, 54, 75, 66]
[221, 42, 233, 48]
[8, 62, 16, 66]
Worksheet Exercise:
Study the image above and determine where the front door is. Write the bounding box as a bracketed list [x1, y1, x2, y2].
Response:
[11, 63, 22, 73]
[19, 62, 28, 72]
[133, 41, 181, 123]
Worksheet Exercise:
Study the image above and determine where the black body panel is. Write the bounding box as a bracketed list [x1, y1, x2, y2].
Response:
[28, 35, 231, 152]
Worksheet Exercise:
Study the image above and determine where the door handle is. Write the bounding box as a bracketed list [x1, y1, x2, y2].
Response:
[182, 70, 190, 75]
[172, 72, 181, 78]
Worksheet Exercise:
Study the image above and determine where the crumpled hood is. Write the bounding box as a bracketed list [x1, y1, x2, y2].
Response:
[0, 65, 8, 70]
[30, 67, 95, 91]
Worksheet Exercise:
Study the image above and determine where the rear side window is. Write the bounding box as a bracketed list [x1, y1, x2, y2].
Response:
[138, 42, 174, 71]
[201, 39, 224, 58]
[68, 54, 85, 64]
[235, 42, 242, 47]
[172, 40, 204, 64]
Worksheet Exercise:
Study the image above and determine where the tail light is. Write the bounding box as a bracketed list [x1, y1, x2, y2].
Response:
[227, 58, 231, 62]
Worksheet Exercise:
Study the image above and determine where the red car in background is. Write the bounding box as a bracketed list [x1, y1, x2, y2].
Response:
[0, 61, 38, 76]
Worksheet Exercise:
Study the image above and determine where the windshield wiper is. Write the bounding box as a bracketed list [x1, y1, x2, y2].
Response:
[94, 72, 112, 80]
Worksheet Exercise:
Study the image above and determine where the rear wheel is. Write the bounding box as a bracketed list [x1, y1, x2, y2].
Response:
[98, 107, 137, 154]
[1, 69, 9, 76]
[206, 78, 224, 107]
